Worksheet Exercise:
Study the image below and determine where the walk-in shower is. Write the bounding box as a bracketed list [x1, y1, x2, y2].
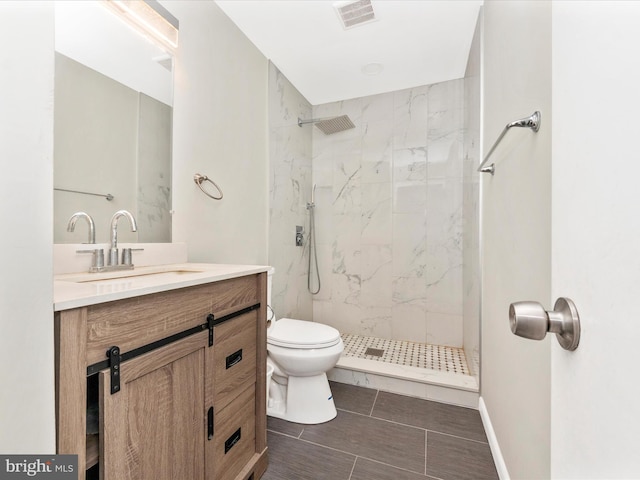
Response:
[308, 79, 479, 406]
[268, 63, 480, 406]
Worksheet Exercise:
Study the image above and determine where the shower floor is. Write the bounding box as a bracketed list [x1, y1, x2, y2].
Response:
[340, 333, 470, 375]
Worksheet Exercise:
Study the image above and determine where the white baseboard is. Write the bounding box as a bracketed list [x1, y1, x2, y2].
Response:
[479, 397, 510, 480]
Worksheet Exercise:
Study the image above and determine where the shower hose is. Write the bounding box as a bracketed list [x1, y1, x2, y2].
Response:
[307, 203, 321, 295]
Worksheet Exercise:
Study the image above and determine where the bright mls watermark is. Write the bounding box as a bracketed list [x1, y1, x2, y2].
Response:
[0, 455, 77, 479]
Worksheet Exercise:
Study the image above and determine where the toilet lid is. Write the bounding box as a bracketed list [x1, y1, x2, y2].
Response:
[267, 318, 341, 349]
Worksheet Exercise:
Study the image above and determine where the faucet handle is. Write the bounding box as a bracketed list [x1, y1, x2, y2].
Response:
[121, 248, 144, 266]
[76, 248, 105, 270]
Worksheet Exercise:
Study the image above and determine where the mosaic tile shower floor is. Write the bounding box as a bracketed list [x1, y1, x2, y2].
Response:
[341, 333, 470, 375]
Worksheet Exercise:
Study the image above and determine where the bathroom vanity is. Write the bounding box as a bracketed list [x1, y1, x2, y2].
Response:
[54, 263, 269, 480]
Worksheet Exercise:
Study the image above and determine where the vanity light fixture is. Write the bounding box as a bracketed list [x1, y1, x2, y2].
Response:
[102, 0, 179, 52]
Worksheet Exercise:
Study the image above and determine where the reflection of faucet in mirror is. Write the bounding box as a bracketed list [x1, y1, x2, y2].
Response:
[67, 212, 95, 244]
[108, 210, 138, 267]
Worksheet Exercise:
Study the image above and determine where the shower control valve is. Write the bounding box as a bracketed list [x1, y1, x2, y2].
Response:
[295, 226, 304, 247]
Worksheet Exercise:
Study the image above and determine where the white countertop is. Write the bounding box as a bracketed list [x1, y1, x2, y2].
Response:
[54, 263, 269, 311]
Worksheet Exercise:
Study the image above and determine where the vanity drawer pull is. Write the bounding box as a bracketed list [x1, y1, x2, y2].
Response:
[225, 349, 243, 369]
[208, 407, 214, 441]
[224, 428, 241, 454]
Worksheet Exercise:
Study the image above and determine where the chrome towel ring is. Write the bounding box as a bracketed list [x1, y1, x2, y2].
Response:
[194, 173, 223, 200]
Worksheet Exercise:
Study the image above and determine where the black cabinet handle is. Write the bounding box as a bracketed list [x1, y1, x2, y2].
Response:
[224, 428, 241, 454]
[207, 407, 214, 440]
[225, 349, 243, 369]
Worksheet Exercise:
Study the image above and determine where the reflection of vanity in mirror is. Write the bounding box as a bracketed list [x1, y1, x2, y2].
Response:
[54, 1, 173, 244]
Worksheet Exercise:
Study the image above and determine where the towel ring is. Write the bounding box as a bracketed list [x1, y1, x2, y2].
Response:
[194, 173, 223, 200]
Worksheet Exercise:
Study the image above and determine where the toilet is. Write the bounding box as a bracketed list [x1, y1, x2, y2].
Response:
[266, 269, 343, 424]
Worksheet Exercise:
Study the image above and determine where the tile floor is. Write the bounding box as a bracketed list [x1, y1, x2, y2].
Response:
[262, 381, 498, 480]
[341, 334, 470, 375]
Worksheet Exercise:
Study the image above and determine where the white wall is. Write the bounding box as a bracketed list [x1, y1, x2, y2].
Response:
[0, 2, 56, 453]
[551, 2, 640, 477]
[481, 1, 551, 478]
[167, 1, 269, 265]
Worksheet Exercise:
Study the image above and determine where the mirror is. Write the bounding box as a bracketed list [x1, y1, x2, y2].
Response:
[53, 1, 174, 244]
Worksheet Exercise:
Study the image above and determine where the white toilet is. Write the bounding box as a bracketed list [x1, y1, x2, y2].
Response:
[266, 269, 343, 424]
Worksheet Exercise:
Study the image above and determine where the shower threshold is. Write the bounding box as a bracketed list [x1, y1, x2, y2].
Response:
[330, 333, 479, 408]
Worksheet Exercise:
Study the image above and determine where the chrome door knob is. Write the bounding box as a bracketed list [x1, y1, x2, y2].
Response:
[508, 301, 548, 340]
[509, 297, 581, 351]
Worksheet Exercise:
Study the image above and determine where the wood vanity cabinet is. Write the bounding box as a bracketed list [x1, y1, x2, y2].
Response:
[54, 272, 268, 480]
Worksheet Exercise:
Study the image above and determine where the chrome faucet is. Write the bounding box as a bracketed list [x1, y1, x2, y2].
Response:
[69, 212, 105, 271]
[108, 210, 138, 267]
[67, 212, 95, 244]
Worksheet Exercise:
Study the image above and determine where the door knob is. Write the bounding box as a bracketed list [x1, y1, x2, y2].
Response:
[509, 297, 581, 351]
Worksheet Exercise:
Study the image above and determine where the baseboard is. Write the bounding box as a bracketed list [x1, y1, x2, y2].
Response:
[478, 397, 510, 480]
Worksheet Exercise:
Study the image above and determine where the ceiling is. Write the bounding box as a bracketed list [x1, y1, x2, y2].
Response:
[215, 0, 482, 105]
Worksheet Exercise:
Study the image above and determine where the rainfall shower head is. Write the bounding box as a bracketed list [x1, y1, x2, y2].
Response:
[297, 115, 355, 135]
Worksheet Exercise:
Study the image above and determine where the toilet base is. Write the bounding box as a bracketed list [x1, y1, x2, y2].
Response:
[267, 373, 337, 424]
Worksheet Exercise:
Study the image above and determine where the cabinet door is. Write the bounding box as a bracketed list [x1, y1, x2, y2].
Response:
[99, 331, 209, 480]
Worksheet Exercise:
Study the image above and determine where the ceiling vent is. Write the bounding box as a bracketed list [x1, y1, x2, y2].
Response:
[334, 0, 376, 30]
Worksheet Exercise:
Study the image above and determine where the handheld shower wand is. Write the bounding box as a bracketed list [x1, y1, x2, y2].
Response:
[307, 184, 320, 294]
[309, 184, 316, 207]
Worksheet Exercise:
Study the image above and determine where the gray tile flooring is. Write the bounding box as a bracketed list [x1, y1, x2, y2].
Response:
[262, 382, 498, 480]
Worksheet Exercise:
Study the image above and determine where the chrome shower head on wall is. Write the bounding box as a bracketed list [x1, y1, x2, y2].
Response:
[298, 115, 355, 135]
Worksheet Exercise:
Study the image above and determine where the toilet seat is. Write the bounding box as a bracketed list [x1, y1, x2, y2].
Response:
[267, 318, 341, 349]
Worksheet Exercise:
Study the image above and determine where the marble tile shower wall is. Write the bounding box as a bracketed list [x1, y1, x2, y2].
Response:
[312, 79, 465, 347]
[268, 64, 313, 321]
